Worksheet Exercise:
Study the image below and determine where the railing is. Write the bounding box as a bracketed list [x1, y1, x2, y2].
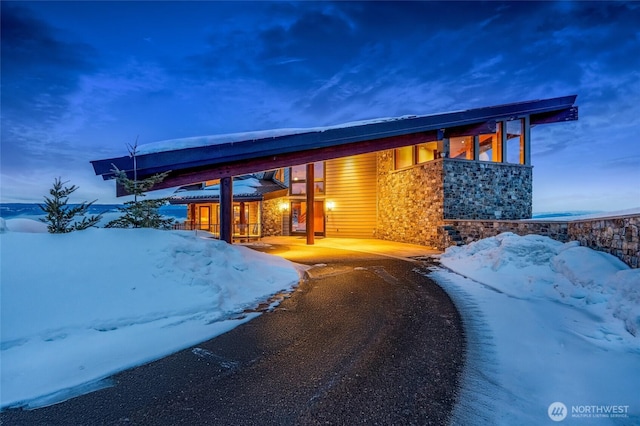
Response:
[173, 221, 261, 240]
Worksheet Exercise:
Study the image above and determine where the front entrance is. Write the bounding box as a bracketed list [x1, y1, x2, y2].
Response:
[198, 206, 211, 231]
[291, 201, 325, 236]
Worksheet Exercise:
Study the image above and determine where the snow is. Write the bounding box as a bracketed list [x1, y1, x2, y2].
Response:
[0, 224, 301, 410]
[171, 177, 262, 199]
[2, 217, 639, 421]
[2, 218, 48, 233]
[429, 232, 640, 424]
[531, 207, 640, 221]
[137, 115, 422, 155]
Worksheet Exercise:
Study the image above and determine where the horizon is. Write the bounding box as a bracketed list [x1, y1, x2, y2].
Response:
[1, 1, 639, 210]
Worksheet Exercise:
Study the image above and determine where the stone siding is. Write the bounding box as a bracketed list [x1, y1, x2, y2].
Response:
[444, 214, 640, 268]
[261, 198, 284, 237]
[443, 159, 532, 220]
[376, 152, 444, 248]
[376, 155, 533, 248]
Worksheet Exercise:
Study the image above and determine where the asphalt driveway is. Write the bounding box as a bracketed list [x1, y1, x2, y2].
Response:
[1, 240, 464, 425]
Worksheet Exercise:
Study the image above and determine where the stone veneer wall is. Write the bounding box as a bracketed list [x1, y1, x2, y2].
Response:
[568, 215, 639, 268]
[376, 152, 444, 248]
[376, 155, 533, 248]
[443, 159, 532, 220]
[444, 214, 640, 268]
[443, 219, 569, 245]
[261, 198, 284, 237]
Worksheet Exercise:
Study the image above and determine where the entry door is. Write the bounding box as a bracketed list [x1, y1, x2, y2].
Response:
[199, 206, 211, 230]
[291, 201, 324, 235]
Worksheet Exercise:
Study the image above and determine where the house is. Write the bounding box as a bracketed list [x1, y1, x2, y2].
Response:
[91, 95, 578, 248]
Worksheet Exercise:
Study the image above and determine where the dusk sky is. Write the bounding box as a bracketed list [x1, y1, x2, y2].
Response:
[1, 1, 639, 211]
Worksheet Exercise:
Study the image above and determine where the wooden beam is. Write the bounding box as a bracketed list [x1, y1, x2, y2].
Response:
[220, 177, 233, 244]
[129, 131, 439, 194]
[306, 163, 315, 245]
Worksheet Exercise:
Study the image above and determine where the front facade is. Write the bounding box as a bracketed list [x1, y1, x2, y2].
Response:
[92, 95, 578, 247]
[173, 117, 534, 248]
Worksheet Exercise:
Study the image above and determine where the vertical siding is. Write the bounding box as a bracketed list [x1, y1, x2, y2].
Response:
[325, 153, 377, 238]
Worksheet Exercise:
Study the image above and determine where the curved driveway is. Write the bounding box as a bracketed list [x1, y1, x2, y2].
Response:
[1, 240, 464, 425]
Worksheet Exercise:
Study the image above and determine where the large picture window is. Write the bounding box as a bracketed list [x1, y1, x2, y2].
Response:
[290, 162, 324, 195]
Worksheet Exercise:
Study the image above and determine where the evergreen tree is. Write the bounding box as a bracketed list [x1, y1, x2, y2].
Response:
[106, 140, 175, 230]
[39, 178, 103, 233]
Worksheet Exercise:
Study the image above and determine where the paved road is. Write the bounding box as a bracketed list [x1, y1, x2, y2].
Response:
[1, 244, 464, 425]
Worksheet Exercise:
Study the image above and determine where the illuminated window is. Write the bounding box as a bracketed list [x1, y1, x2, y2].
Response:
[273, 168, 284, 183]
[394, 146, 414, 169]
[478, 134, 496, 162]
[449, 136, 474, 160]
[290, 163, 324, 195]
[416, 141, 442, 163]
[506, 119, 524, 164]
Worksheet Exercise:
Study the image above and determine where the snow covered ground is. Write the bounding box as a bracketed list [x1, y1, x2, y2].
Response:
[2, 215, 639, 424]
[0, 219, 302, 410]
[428, 232, 639, 425]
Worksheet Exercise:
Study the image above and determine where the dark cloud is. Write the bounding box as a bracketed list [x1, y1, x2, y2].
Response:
[0, 3, 97, 117]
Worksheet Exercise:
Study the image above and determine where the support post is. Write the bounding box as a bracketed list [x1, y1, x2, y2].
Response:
[239, 201, 246, 235]
[442, 137, 450, 158]
[306, 163, 315, 245]
[473, 135, 480, 161]
[220, 176, 233, 244]
[522, 115, 531, 165]
[500, 121, 507, 163]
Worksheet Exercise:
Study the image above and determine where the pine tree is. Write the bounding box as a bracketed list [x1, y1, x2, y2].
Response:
[39, 178, 103, 233]
[106, 140, 175, 230]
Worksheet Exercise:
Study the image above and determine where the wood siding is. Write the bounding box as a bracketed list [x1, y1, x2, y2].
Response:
[325, 153, 377, 238]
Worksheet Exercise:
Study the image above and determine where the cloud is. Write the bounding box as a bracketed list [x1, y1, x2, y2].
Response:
[0, 4, 98, 118]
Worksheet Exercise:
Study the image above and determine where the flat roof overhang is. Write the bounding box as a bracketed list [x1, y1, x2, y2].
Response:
[91, 95, 578, 196]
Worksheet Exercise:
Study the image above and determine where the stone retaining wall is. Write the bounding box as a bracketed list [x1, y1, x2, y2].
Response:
[444, 214, 640, 268]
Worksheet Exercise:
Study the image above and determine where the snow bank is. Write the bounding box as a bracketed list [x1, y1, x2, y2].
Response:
[3, 218, 48, 233]
[431, 232, 640, 424]
[440, 233, 639, 341]
[0, 228, 301, 409]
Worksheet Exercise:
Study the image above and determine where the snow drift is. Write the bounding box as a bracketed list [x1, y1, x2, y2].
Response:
[0, 226, 301, 409]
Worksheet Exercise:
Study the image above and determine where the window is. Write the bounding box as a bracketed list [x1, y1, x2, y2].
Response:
[273, 168, 284, 183]
[395, 141, 444, 169]
[449, 136, 474, 160]
[506, 119, 524, 164]
[394, 146, 414, 169]
[290, 163, 324, 195]
[416, 141, 443, 163]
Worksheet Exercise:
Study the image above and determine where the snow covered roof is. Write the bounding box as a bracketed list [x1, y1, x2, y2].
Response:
[169, 176, 287, 204]
[91, 95, 578, 195]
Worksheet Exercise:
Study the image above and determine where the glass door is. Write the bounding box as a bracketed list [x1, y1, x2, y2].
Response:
[290, 201, 324, 235]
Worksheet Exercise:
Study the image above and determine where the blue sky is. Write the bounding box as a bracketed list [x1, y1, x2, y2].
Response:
[1, 1, 639, 211]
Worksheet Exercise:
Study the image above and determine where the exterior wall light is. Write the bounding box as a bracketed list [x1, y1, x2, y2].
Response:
[279, 201, 289, 212]
[326, 201, 335, 211]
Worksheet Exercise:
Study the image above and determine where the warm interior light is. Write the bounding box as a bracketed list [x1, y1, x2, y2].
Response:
[326, 201, 335, 211]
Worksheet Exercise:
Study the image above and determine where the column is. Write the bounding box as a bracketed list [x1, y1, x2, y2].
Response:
[306, 163, 315, 245]
[220, 176, 233, 243]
